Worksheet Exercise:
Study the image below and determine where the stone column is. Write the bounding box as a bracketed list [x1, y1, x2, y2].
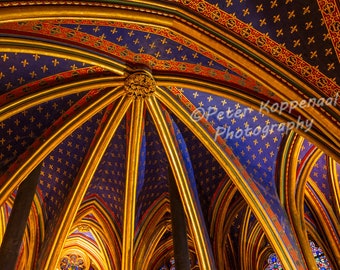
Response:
[0, 164, 42, 270]
[168, 168, 191, 270]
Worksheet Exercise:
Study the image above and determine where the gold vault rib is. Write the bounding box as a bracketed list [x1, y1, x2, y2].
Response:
[0, 76, 125, 121]
[145, 94, 216, 270]
[0, 37, 126, 75]
[122, 97, 145, 270]
[0, 88, 126, 207]
[1, 4, 338, 150]
[39, 94, 133, 270]
[154, 87, 302, 270]
[328, 157, 340, 220]
[285, 132, 319, 270]
[0, 3, 338, 269]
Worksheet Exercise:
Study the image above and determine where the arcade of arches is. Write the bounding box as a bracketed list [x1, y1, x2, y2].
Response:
[0, 1, 339, 269]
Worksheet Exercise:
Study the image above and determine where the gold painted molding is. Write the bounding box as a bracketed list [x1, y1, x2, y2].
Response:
[284, 133, 319, 270]
[155, 75, 340, 162]
[140, 220, 171, 270]
[0, 88, 125, 207]
[74, 200, 122, 269]
[222, 198, 246, 269]
[146, 94, 217, 270]
[305, 221, 339, 269]
[38, 93, 133, 270]
[0, 37, 126, 74]
[210, 180, 236, 269]
[0, 4, 338, 148]
[122, 97, 145, 270]
[247, 222, 263, 270]
[0, 76, 125, 121]
[240, 207, 252, 269]
[305, 183, 340, 266]
[155, 87, 304, 269]
[296, 149, 323, 214]
[134, 195, 170, 269]
[277, 133, 303, 206]
[328, 157, 340, 219]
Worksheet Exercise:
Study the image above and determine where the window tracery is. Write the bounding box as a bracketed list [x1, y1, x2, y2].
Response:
[309, 241, 332, 270]
[265, 253, 283, 270]
[159, 256, 200, 269]
[265, 241, 332, 270]
[59, 253, 86, 270]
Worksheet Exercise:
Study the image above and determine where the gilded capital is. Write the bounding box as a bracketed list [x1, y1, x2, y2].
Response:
[124, 72, 156, 98]
[77, 224, 90, 232]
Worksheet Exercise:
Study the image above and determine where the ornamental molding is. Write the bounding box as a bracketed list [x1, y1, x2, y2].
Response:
[124, 71, 156, 99]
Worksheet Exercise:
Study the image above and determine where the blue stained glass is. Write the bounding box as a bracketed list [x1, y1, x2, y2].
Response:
[310, 241, 332, 269]
[265, 253, 283, 270]
[266, 241, 332, 270]
[60, 254, 86, 270]
[159, 257, 175, 270]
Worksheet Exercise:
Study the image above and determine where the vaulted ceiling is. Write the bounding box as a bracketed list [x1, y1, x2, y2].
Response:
[0, 1, 339, 270]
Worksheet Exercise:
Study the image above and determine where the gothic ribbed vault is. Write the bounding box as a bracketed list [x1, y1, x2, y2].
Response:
[0, 1, 339, 270]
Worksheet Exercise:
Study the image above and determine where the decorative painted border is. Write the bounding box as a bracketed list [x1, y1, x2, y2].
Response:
[178, 0, 340, 97]
[43, 19, 246, 77]
[168, 85, 305, 268]
[0, 87, 102, 186]
[0, 20, 270, 95]
[0, 66, 106, 106]
[317, 0, 340, 63]
[0, 1, 339, 99]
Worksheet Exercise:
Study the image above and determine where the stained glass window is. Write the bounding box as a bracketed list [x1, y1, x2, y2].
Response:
[159, 257, 175, 270]
[309, 240, 332, 270]
[59, 253, 86, 270]
[265, 240, 332, 270]
[265, 253, 283, 270]
[159, 256, 200, 269]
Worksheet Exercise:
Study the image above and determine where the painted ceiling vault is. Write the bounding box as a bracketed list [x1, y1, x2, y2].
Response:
[0, 1, 339, 270]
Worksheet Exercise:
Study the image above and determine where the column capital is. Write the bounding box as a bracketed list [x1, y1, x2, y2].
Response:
[124, 71, 156, 99]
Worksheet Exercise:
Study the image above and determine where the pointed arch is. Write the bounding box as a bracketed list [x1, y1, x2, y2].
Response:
[0, 76, 125, 121]
[0, 88, 125, 208]
[210, 179, 237, 269]
[146, 95, 216, 269]
[0, 2, 339, 270]
[134, 194, 171, 270]
[305, 222, 339, 269]
[0, 194, 42, 270]
[223, 195, 247, 269]
[327, 157, 340, 219]
[305, 184, 340, 267]
[279, 132, 319, 270]
[156, 86, 305, 269]
[37, 94, 131, 270]
[73, 198, 123, 270]
[0, 37, 126, 74]
[257, 246, 273, 270]
[0, 3, 339, 157]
